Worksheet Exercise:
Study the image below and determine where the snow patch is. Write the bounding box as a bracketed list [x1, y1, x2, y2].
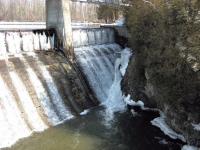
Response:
[192, 123, 200, 131]
[80, 109, 90, 116]
[124, 94, 144, 108]
[182, 145, 199, 150]
[151, 114, 186, 142]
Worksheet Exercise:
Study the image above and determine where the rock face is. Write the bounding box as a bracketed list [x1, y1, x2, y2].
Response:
[122, 0, 200, 146]
[123, 52, 200, 146]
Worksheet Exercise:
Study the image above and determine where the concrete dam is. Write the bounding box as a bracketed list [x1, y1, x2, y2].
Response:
[0, 0, 191, 150]
[0, 24, 129, 148]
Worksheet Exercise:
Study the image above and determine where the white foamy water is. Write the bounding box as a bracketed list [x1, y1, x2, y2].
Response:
[19, 56, 61, 125]
[26, 68, 61, 125]
[73, 28, 115, 48]
[75, 44, 132, 124]
[0, 52, 77, 148]
[39, 33, 51, 50]
[0, 27, 125, 148]
[6, 32, 20, 54]
[33, 56, 74, 122]
[75, 44, 122, 102]
[0, 75, 31, 148]
[0, 31, 55, 55]
[0, 32, 7, 55]
[9, 71, 48, 132]
[104, 48, 131, 110]
[22, 32, 34, 52]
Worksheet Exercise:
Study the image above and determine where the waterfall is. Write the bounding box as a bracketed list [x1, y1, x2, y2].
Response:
[73, 28, 115, 48]
[74, 28, 132, 122]
[0, 27, 130, 148]
[9, 71, 48, 132]
[74, 27, 131, 117]
[75, 44, 122, 102]
[0, 31, 55, 55]
[75, 44, 131, 114]
[0, 75, 31, 148]
[0, 53, 74, 148]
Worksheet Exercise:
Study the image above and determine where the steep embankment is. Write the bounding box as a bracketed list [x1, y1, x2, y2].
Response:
[122, 0, 200, 146]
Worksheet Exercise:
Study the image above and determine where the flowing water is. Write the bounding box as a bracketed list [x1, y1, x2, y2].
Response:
[4, 107, 184, 150]
[0, 28, 185, 150]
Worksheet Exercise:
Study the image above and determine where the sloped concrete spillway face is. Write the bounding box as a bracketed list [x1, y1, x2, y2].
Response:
[0, 30, 96, 149]
[0, 27, 187, 150]
[0, 27, 130, 149]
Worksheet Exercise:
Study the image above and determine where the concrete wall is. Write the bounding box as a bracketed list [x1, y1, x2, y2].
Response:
[46, 0, 64, 39]
[46, 0, 73, 58]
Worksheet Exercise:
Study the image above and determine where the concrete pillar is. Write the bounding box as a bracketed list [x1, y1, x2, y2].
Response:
[61, 0, 74, 59]
[46, 0, 74, 60]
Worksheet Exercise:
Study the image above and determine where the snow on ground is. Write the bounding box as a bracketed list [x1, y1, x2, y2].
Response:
[182, 145, 200, 150]
[192, 123, 200, 131]
[80, 109, 90, 116]
[151, 113, 186, 142]
[124, 94, 144, 108]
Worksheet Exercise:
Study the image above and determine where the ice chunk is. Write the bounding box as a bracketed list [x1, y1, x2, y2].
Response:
[151, 114, 186, 142]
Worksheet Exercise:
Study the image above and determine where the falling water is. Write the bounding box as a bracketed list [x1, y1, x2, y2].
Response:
[0, 27, 130, 149]
[73, 28, 115, 47]
[19, 56, 61, 126]
[74, 28, 132, 117]
[0, 31, 55, 56]
[9, 71, 48, 132]
[33, 56, 74, 122]
[0, 75, 31, 148]
[0, 50, 71, 148]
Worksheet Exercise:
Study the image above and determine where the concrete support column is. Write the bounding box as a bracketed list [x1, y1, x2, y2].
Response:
[46, 0, 74, 60]
[61, 0, 74, 59]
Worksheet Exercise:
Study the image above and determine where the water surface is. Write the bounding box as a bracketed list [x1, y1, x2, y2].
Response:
[6, 107, 183, 150]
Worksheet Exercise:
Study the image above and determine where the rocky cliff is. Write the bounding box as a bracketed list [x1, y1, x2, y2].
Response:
[122, 0, 200, 146]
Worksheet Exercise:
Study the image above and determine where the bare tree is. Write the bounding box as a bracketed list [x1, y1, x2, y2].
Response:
[0, 0, 45, 21]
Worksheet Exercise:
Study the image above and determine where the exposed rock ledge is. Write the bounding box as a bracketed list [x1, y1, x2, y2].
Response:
[122, 0, 200, 146]
[122, 51, 200, 146]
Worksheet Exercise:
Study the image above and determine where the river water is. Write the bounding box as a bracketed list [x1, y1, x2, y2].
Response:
[0, 28, 187, 150]
[5, 107, 183, 150]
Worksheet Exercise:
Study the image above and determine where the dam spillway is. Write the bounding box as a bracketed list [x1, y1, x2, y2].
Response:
[0, 27, 127, 148]
[0, 27, 188, 150]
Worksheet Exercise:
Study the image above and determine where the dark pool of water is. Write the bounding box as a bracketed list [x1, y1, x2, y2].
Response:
[6, 107, 184, 150]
